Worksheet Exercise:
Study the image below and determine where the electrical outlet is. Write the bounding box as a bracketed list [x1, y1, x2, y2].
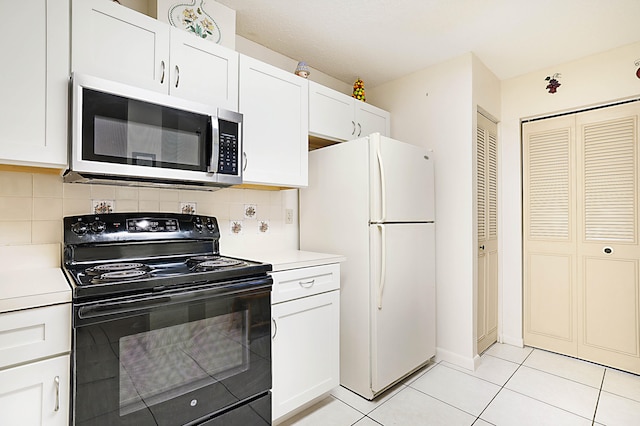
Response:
[285, 209, 294, 224]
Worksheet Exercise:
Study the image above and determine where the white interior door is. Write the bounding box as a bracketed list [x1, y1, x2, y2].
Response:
[523, 102, 640, 374]
[370, 135, 435, 222]
[523, 114, 578, 357]
[575, 104, 640, 373]
[476, 113, 499, 354]
[370, 223, 435, 393]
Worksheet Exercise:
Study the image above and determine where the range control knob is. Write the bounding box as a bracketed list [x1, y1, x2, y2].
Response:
[205, 218, 215, 231]
[90, 221, 107, 233]
[71, 222, 88, 236]
[194, 216, 203, 231]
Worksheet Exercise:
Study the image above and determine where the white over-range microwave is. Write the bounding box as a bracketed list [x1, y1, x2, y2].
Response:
[64, 73, 243, 189]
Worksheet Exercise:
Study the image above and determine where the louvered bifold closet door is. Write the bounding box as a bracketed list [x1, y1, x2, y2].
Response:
[523, 115, 578, 357]
[477, 113, 498, 354]
[576, 103, 640, 374]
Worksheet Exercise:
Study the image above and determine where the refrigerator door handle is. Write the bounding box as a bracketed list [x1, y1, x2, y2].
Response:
[376, 146, 386, 222]
[376, 224, 386, 309]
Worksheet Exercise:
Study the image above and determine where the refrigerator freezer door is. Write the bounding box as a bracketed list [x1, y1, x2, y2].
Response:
[370, 134, 435, 223]
[370, 222, 436, 394]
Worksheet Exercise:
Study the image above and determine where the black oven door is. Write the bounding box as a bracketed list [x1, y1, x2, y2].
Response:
[72, 277, 272, 426]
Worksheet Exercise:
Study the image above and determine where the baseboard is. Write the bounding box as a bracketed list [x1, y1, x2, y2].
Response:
[435, 347, 476, 371]
[499, 334, 524, 348]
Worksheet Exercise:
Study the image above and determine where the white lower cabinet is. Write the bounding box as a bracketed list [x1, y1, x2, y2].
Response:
[0, 355, 70, 426]
[271, 264, 340, 423]
[0, 303, 72, 426]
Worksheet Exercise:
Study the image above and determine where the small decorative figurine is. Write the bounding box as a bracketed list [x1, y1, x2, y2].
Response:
[545, 73, 562, 94]
[295, 61, 310, 78]
[352, 78, 366, 102]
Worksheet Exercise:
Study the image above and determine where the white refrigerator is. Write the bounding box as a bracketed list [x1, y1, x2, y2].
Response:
[299, 133, 436, 400]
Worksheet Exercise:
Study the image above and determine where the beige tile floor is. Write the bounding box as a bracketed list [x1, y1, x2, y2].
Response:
[278, 343, 640, 426]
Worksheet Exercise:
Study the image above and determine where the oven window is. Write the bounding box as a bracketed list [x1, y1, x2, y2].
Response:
[73, 287, 271, 426]
[119, 311, 248, 416]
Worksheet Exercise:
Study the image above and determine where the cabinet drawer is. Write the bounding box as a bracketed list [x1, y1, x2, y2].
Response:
[0, 304, 71, 370]
[271, 263, 340, 304]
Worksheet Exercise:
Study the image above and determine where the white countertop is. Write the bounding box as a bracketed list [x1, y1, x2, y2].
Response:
[224, 249, 346, 272]
[0, 268, 71, 313]
[0, 248, 343, 312]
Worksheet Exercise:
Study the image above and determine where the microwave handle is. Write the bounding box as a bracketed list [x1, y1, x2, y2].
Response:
[208, 118, 220, 174]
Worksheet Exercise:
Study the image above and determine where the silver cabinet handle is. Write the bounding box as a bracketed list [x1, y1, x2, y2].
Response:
[243, 152, 248, 171]
[299, 279, 315, 288]
[272, 318, 277, 339]
[352, 121, 356, 135]
[54, 376, 60, 412]
[160, 61, 166, 84]
[357, 123, 362, 137]
[175, 65, 180, 88]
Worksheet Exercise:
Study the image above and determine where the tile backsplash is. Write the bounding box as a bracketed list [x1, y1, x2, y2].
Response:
[0, 170, 299, 255]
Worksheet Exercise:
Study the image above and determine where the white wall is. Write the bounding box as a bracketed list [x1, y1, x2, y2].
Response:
[368, 53, 479, 369]
[500, 40, 640, 346]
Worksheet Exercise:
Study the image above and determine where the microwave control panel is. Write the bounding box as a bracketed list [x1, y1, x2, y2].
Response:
[218, 120, 239, 175]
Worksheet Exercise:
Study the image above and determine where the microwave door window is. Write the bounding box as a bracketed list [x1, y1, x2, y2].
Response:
[83, 89, 209, 172]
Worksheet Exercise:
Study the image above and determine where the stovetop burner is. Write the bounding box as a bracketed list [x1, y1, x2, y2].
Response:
[86, 262, 150, 276]
[192, 258, 246, 272]
[92, 269, 152, 284]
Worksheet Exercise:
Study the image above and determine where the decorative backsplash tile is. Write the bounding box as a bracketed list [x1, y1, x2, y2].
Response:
[181, 202, 197, 215]
[244, 204, 257, 219]
[230, 220, 243, 235]
[258, 220, 269, 233]
[93, 200, 114, 214]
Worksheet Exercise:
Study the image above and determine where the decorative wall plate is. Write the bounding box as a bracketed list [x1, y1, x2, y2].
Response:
[168, 0, 222, 42]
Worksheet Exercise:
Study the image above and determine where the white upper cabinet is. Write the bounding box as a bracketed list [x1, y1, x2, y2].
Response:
[72, 0, 238, 110]
[0, 0, 69, 168]
[309, 81, 390, 142]
[356, 101, 391, 139]
[239, 55, 309, 187]
[168, 28, 238, 110]
[72, 0, 169, 92]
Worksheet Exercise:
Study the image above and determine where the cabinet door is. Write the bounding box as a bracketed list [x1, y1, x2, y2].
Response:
[271, 291, 339, 422]
[72, 0, 170, 93]
[356, 101, 391, 138]
[0, 0, 68, 168]
[239, 55, 309, 187]
[308, 82, 355, 142]
[169, 28, 239, 110]
[0, 355, 70, 426]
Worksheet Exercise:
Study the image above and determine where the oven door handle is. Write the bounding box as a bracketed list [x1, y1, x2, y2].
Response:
[76, 280, 272, 323]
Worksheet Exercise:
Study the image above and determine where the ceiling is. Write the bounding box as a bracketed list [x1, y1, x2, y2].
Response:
[216, 0, 640, 88]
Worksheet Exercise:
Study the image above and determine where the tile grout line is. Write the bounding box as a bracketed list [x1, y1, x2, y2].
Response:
[591, 369, 606, 426]
[497, 349, 599, 423]
[473, 347, 534, 423]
